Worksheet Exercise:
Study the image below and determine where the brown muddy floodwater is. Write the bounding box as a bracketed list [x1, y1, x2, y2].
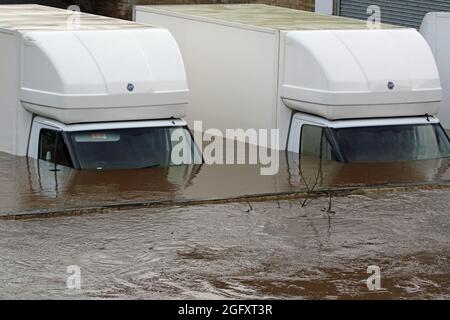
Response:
[0, 149, 450, 299]
[1, 151, 450, 217]
[0, 188, 449, 299]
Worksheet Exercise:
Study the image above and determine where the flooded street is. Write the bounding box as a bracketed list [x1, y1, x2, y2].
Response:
[1, 148, 450, 299]
[0, 1, 449, 302]
[0, 188, 449, 299]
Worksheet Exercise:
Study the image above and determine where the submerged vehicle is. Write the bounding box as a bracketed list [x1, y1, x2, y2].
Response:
[135, 4, 450, 163]
[0, 4, 201, 170]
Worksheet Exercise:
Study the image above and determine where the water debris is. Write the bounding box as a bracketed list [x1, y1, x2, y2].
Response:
[246, 201, 254, 213]
[321, 192, 336, 215]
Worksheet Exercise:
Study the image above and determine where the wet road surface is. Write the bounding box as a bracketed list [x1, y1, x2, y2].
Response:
[1, 143, 450, 299]
[0, 188, 448, 299]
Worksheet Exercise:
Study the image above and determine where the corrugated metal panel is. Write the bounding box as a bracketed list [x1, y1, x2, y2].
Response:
[339, 0, 450, 29]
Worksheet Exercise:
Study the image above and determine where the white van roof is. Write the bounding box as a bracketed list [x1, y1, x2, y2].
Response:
[136, 3, 402, 33]
[0, 5, 188, 124]
[138, 4, 441, 120]
[281, 28, 442, 119]
[0, 4, 147, 32]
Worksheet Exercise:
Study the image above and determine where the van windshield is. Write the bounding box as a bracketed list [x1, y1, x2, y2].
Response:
[65, 126, 201, 170]
[332, 124, 450, 163]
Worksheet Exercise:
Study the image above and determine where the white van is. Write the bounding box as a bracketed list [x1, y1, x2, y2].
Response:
[135, 4, 450, 163]
[0, 5, 201, 170]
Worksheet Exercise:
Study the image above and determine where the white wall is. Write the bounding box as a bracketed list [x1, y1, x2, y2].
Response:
[135, 10, 280, 147]
[0, 32, 32, 156]
[421, 13, 450, 129]
[436, 16, 450, 129]
[0, 32, 19, 155]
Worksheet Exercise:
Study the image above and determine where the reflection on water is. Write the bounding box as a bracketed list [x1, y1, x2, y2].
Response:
[1, 150, 450, 216]
[0, 189, 448, 299]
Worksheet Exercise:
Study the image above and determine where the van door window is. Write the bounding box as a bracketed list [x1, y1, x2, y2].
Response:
[38, 129, 73, 168]
[300, 125, 336, 161]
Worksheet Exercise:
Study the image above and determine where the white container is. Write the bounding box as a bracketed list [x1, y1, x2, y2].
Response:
[135, 4, 442, 149]
[421, 12, 450, 129]
[0, 4, 188, 156]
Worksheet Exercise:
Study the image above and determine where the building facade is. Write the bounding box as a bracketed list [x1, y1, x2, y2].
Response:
[337, 0, 450, 29]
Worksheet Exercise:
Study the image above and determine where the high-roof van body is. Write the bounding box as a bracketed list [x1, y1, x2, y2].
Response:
[135, 4, 450, 163]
